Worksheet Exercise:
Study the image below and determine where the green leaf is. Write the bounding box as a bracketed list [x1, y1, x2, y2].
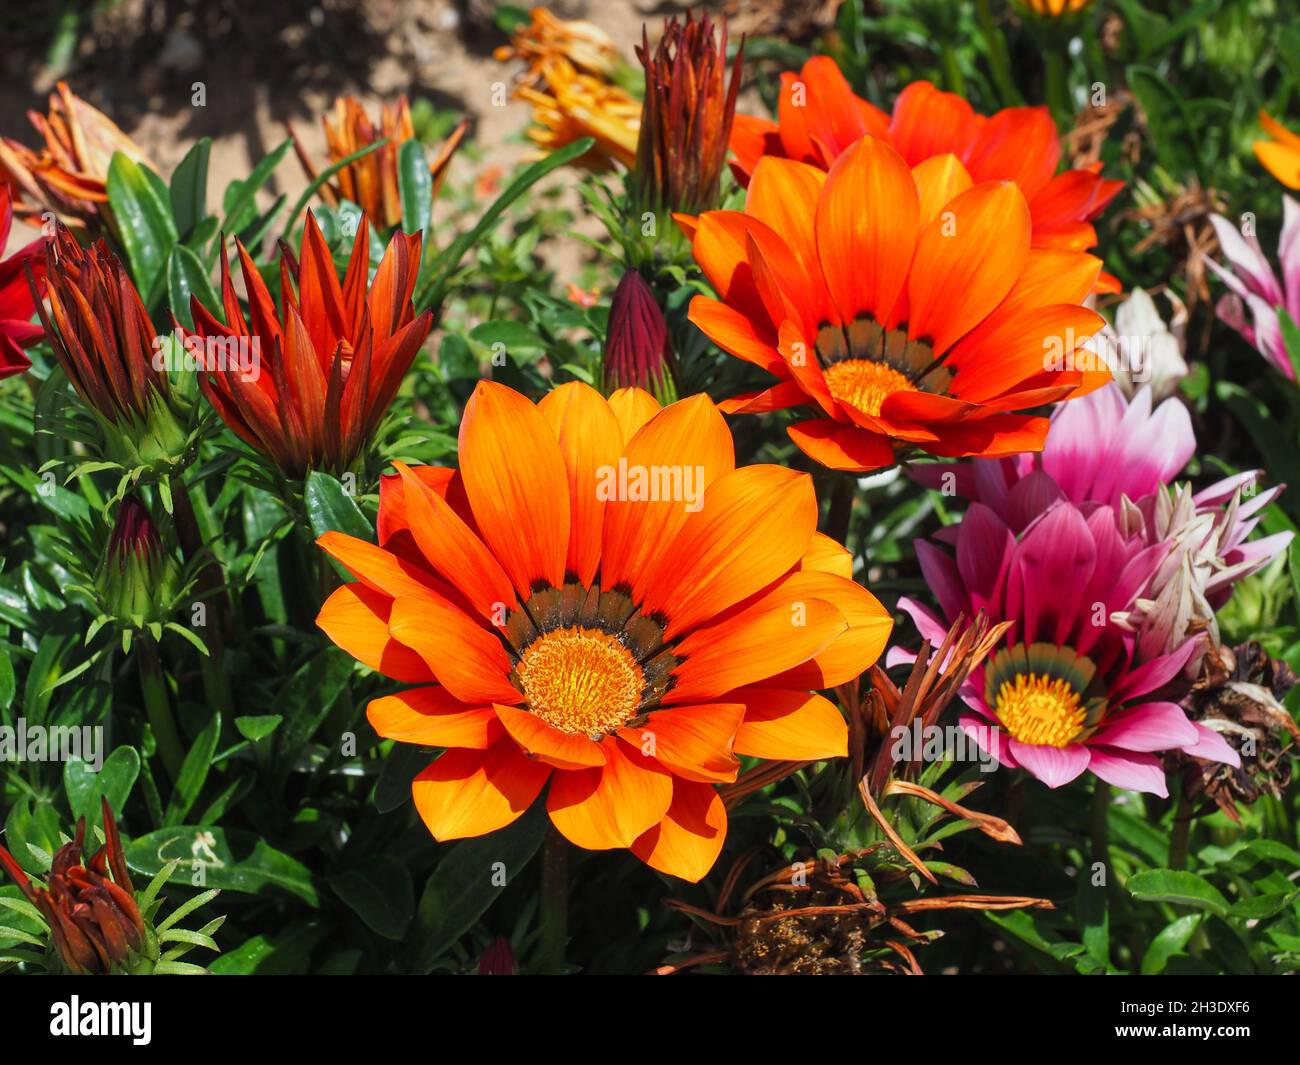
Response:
[125, 826, 319, 906]
[409, 804, 545, 973]
[1126, 66, 1203, 183]
[164, 712, 221, 827]
[305, 470, 373, 541]
[1279, 310, 1300, 384]
[468, 320, 547, 363]
[235, 714, 283, 742]
[1140, 913, 1201, 974]
[106, 152, 179, 299]
[222, 138, 292, 235]
[209, 923, 328, 975]
[330, 856, 414, 940]
[398, 138, 433, 237]
[416, 137, 595, 311]
[167, 243, 221, 330]
[170, 137, 211, 239]
[63, 746, 140, 827]
[284, 140, 388, 234]
[1126, 869, 1229, 916]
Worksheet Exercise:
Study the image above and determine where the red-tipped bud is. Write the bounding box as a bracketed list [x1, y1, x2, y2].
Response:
[603, 270, 676, 403]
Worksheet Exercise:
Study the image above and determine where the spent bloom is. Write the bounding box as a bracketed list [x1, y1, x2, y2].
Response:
[316, 381, 891, 881]
[290, 95, 466, 231]
[494, 6, 622, 83]
[514, 56, 640, 170]
[1206, 196, 1300, 379]
[0, 81, 153, 232]
[683, 136, 1107, 472]
[633, 11, 743, 217]
[1087, 286, 1188, 400]
[186, 212, 432, 479]
[0, 183, 46, 379]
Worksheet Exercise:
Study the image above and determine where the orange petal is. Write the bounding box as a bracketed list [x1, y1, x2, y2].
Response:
[620, 703, 745, 784]
[317, 531, 442, 602]
[888, 81, 977, 165]
[316, 582, 433, 683]
[391, 461, 517, 622]
[907, 180, 1030, 355]
[816, 136, 919, 329]
[639, 464, 818, 639]
[911, 153, 973, 225]
[546, 738, 674, 850]
[666, 590, 847, 705]
[765, 571, 893, 688]
[492, 704, 607, 770]
[538, 382, 625, 588]
[412, 742, 551, 841]
[368, 686, 502, 749]
[746, 157, 831, 319]
[631, 779, 728, 883]
[732, 688, 848, 760]
[798, 532, 853, 579]
[607, 387, 662, 444]
[387, 595, 521, 705]
[600, 394, 735, 599]
[458, 381, 570, 596]
[787, 418, 895, 472]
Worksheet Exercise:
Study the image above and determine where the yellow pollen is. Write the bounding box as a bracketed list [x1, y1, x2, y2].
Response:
[823, 359, 916, 417]
[993, 673, 1087, 748]
[518, 626, 644, 737]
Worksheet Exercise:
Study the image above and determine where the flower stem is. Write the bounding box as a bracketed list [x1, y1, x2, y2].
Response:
[538, 825, 570, 975]
[1044, 51, 1071, 129]
[138, 638, 184, 783]
[1169, 791, 1193, 871]
[825, 473, 856, 549]
[1090, 780, 1111, 867]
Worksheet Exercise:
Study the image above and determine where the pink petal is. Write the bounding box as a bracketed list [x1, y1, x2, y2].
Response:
[1007, 738, 1090, 788]
[1088, 700, 1199, 752]
[1181, 722, 1242, 768]
[958, 713, 1018, 769]
[1086, 746, 1169, 796]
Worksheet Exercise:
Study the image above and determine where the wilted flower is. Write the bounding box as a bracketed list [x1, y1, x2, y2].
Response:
[494, 6, 621, 83]
[0, 799, 143, 974]
[0, 81, 153, 232]
[1254, 111, 1300, 190]
[186, 212, 432, 479]
[633, 12, 742, 217]
[1, 183, 46, 379]
[93, 495, 181, 630]
[316, 381, 891, 881]
[290, 95, 466, 231]
[603, 269, 676, 402]
[1206, 196, 1300, 379]
[729, 61, 1122, 267]
[902, 500, 1241, 795]
[683, 137, 1107, 472]
[1094, 287, 1189, 400]
[36, 224, 194, 476]
[1175, 641, 1299, 820]
[514, 56, 640, 170]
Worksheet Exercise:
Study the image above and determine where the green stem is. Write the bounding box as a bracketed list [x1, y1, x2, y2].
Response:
[825, 474, 856, 550]
[1169, 791, 1193, 871]
[940, 40, 965, 96]
[1044, 50, 1071, 130]
[138, 639, 184, 783]
[538, 826, 570, 975]
[169, 474, 232, 717]
[1090, 780, 1111, 868]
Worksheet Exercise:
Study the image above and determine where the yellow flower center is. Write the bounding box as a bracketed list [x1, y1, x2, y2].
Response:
[823, 359, 916, 417]
[518, 626, 644, 737]
[993, 672, 1087, 748]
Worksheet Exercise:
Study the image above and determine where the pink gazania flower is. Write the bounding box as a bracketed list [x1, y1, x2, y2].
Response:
[1206, 195, 1300, 379]
[900, 500, 1241, 795]
[0, 183, 46, 379]
[911, 384, 1293, 671]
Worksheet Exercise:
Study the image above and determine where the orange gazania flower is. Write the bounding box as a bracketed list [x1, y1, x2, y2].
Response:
[494, 6, 621, 84]
[316, 381, 891, 881]
[1020, 0, 1094, 14]
[290, 95, 466, 232]
[1255, 111, 1300, 190]
[185, 211, 432, 478]
[729, 60, 1123, 264]
[515, 56, 640, 170]
[683, 137, 1108, 472]
[0, 81, 153, 232]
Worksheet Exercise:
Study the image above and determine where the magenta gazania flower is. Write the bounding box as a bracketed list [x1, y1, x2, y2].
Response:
[900, 500, 1240, 795]
[1206, 195, 1300, 379]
